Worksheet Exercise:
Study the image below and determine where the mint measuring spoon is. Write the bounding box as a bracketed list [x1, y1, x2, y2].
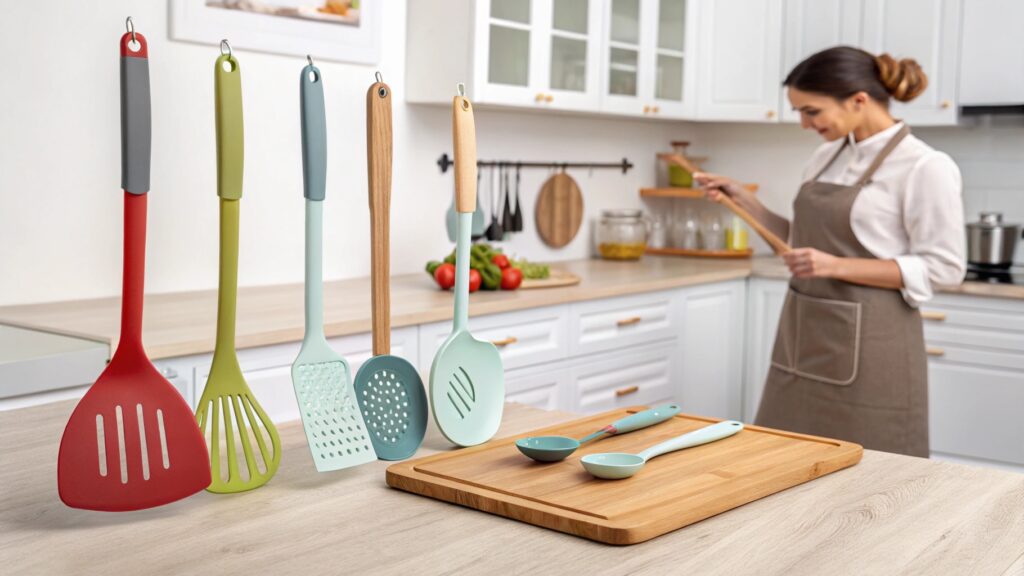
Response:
[581, 420, 744, 479]
[515, 404, 682, 462]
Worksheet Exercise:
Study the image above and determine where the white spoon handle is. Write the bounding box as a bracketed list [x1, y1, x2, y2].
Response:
[638, 421, 744, 461]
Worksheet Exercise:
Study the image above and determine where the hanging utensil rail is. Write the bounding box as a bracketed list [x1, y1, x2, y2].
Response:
[436, 153, 633, 174]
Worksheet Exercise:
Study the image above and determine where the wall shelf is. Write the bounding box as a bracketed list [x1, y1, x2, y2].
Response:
[639, 187, 706, 199]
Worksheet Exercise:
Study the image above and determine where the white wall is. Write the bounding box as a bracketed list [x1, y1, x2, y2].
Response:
[0, 1, 692, 306]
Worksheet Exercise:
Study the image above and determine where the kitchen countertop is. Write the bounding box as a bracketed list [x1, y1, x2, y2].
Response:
[2, 400, 1023, 575]
[0, 256, 1018, 361]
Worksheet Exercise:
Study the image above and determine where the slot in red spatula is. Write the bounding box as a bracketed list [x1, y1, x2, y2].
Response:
[57, 20, 211, 511]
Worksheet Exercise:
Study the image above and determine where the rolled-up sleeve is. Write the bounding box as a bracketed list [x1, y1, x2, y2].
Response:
[896, 152, 967, 306]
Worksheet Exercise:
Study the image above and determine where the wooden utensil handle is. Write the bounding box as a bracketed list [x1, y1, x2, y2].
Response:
[452, 91, 477, 213]
[715, 194, 792, 255]
[367, 76, 393, 355]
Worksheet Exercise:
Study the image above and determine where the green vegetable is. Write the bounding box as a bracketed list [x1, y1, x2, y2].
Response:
[439, 245, 502, 290]
[425, 260, 442, 277]
[511, 258, 549, 280]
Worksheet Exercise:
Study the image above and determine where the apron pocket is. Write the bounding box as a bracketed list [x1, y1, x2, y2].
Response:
[771, 289, 862, 385]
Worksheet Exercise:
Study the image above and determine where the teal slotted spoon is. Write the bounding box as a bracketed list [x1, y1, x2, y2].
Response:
[429, 85, 505, 447]
[290, 58, 376, 472]
[353, 73, 428, 461]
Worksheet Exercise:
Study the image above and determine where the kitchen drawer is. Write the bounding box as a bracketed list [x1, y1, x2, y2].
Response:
[924, 340, 1024, 371]
[192, 327, 419, 424]
[922, 294, 1024, 333]
[418, 305, 568, 374]
[929, 362, 1024, 465]
[924, 324, 1024, 356]
[570, 341, 678, 414]
[569, 291, 675, 356]
[504, 364, 572, 412]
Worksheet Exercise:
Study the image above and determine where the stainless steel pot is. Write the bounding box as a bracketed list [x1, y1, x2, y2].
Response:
[966, 212, 1022, 268]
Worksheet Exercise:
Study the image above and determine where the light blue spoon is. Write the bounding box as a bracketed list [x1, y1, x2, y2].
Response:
[582, 420, 745, 480]
[516, 404, 682, 462]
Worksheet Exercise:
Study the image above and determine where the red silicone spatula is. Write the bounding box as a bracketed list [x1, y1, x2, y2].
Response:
[56, 19, 211, 511]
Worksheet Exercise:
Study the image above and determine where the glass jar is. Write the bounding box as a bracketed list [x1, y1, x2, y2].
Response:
[596, 209, 648, 260]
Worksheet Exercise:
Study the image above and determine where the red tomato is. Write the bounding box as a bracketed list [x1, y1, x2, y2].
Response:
[491, 254, 511, 269]
[500, 267, 523, 290]
[468, 269, 482, 292]
[434, 263, 456, 290]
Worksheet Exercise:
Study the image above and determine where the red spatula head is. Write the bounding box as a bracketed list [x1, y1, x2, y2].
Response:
[58, 350, 212, 511]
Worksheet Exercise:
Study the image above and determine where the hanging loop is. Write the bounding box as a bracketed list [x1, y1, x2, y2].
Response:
[220, 39, 232, 57]
[125, 17, 137, 44]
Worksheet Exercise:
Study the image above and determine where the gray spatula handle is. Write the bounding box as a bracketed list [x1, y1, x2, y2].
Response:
[120, 30, 150, 195]
[300, 61, 326, 201]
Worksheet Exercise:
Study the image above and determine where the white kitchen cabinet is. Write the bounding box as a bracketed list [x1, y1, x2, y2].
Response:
[676, 279, 746, 420]
[407, 0, 604, 112]
[780, 0, 864, 123]
[505, 363, 572, 410]
[418, 304, 569, 374]
[691, 0, 784, 122]
[570, 340, 678, 413]
[599, 0, 695, 118]
[959, 0, 1024, 106]
[861, 0, 962, 125]
[568, 289, 675, 356]
[742, 277, 788, 422]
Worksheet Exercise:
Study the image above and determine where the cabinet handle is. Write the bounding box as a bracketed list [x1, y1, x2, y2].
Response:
[652, 106, 660, 114]
[615, 385, 640, 397]
[491, 336, 518, 347]
[926, 347, 945, 357]
[616, 316, 642, 327]
[921, 311, 947, 322]
[545, 94, 553, 103]
[643, 105, 651, 114]
[535, 93, 545, 103]
[766, 110, 776, 119]
[941, 100, 952, 109]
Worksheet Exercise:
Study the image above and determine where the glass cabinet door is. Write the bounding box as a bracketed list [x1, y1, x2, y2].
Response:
[479, 0, 538, 104]
[651, 0, 687, 116]
[602, 0, 645, 113]
[540, 0, 602, 109]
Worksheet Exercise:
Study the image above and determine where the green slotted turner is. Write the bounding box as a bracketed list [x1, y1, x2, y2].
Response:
[290, 59, 376, 472]
[429, 86, 505, 447]
[195, 44, 281, 492]
[353, 73, 428, 461]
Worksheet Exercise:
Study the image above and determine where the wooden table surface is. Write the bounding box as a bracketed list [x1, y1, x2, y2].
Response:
[2, 400, 1023, 575]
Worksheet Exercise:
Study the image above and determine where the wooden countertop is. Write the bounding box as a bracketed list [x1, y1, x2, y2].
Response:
[0, 256, 1019, 361]
[2, 401, 1023, 575]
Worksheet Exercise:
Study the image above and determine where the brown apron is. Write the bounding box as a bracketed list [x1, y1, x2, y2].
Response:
[755, 124, 929, 457]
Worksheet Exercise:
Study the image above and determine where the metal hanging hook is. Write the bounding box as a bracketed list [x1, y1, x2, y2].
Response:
[375, 71, 388, 98]
[457, 82, 466, 97]
[125, 17, 137, 44]
[307, 54, 314, 67]
[375, 71, 383, 83]
[220, 39, 232, 57]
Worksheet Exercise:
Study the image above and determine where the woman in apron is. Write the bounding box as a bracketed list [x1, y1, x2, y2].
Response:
[696, 47, 966, 457]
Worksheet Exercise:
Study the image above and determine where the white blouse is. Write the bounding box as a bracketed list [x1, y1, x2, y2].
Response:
[801, 121, 967, 307]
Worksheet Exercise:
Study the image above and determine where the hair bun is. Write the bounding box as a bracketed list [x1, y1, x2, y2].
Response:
[875, 53, 928, 102]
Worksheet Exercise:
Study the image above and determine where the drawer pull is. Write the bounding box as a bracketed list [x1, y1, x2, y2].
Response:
[921, 311, 946, 322]
[616, 316, 643, 327]
[491, 336, 518, 347]
[926, 347, 945, 357]
[615, 385, 640, 397]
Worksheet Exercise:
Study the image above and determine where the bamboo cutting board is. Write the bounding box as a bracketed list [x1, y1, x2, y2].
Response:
[387, 407, 863, 545]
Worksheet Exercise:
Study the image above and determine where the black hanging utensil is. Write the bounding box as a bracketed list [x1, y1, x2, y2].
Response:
[485, 165, 503, 241]
[502, 163, 513, 234]
[512, 163, 523, 232]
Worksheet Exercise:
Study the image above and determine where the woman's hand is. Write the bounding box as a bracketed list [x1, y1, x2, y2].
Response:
[693, 172, 759, 213]
[783, 248, 842, 279]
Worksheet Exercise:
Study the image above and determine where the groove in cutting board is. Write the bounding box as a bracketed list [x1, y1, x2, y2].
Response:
[387, 407, 862, 545]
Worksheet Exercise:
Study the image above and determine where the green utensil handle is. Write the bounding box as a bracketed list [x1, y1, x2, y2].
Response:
[300, 62, 326, 201]
[451, 91, 476, 332]
[215, 198, 241, 356]
[578, 404, 681, 443]
[215, 53, 243, 200]
[637, 420, 744, 461]
[303, 200, 325, 342]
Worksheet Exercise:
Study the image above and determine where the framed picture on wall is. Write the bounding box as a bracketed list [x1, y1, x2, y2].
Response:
[170, 0, 381, 64]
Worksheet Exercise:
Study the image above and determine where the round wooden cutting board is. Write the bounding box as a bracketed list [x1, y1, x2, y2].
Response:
[535, 173, 583, 248]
